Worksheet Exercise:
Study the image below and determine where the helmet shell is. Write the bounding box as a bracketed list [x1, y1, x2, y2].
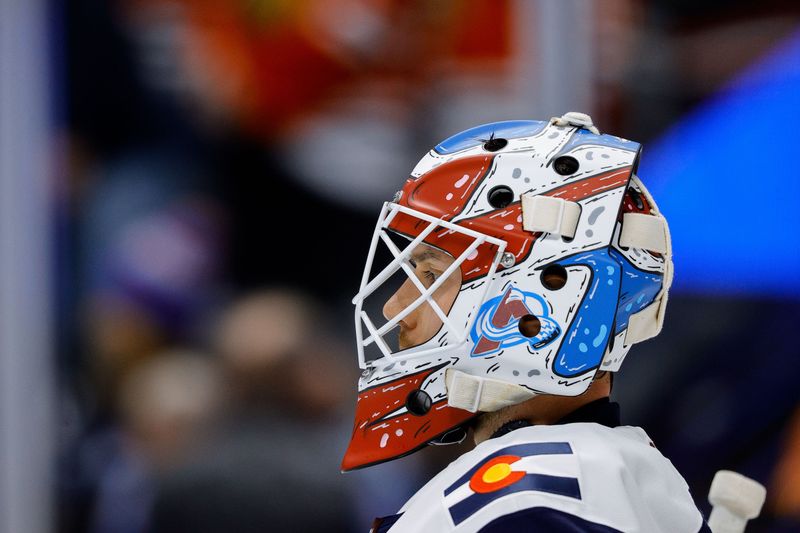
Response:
[342, 117, 671, 471]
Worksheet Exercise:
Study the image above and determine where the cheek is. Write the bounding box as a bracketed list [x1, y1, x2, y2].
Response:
[437, 274, 461, 312]
[417, 304, 443, 338]
[421, 280, 461, 331]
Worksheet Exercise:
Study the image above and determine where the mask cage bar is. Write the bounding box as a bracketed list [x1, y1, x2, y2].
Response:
[360, 237, 478, 346]
[353, 202, 507, 369]
[378, 231, 458, 335]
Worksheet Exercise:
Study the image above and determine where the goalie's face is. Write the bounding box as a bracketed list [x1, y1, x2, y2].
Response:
[382, 244, 461, 351]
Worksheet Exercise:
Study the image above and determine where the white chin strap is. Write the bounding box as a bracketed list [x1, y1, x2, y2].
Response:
[445, 369, 536, 413]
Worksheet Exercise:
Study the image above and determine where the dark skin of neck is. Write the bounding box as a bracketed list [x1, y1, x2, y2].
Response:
[472, 372, 612, 444]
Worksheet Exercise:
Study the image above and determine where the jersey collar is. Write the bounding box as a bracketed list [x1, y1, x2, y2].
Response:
[489, 397, 621, 439]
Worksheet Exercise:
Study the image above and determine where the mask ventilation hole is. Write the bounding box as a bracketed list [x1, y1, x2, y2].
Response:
[518, 315, 541, 338]
[483, 138, 508, 152]
[430, 425, 467, 445]
[487, 186, 514, 209]
[541, 264, 568, 290]
[406, 390, 432, 416]
[629, 188, 645, 210]
[553, 156, 579, 175]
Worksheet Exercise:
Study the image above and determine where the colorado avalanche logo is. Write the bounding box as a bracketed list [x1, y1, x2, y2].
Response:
[470, 286, 561, 357]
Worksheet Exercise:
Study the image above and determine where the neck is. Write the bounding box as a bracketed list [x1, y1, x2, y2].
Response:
[472, 374, 611, 444]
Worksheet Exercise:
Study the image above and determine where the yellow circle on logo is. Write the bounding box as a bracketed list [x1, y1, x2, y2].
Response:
[482, 462, 512, 484]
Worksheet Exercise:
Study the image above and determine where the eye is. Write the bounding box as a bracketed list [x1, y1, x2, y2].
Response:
[422, 270, 437, 285]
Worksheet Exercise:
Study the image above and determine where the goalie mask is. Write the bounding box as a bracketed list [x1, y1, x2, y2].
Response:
[341, 112, 673, 471]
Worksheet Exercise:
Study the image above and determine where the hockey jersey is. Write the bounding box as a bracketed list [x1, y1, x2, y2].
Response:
[371, 401, 707, 532]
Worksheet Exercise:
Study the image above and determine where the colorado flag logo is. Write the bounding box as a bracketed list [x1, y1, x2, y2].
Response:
[470, 286, 561, 356]
[443, 442, 581, 525]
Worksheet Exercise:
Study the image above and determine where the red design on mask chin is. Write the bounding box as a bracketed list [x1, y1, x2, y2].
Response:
[341, 364, 475, 471]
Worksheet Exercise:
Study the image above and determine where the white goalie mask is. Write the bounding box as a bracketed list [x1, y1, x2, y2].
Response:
[342, 112, 673, 471]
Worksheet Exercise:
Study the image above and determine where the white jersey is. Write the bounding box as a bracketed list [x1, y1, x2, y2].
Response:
[373, 422, 706, 532]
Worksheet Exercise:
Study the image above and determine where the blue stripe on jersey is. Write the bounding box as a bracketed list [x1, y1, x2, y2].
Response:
[477, 506, 623, 532]
[443, 442, 574, 496]
[370, 513, 403, 533]
[449, 474, 581, 525]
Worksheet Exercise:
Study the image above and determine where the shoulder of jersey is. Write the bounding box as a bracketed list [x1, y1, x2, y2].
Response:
[385, 424, 704, 533]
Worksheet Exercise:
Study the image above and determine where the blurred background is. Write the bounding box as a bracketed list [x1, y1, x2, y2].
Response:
[1, 0, 800, 531]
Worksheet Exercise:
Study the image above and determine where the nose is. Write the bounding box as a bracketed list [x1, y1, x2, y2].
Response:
[383, 279, 418, 328]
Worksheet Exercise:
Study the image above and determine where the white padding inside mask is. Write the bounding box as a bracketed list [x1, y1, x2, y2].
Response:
[446, 369, 535, 413]
[625, 297, 664, 345]
[619, 213, 668, 253]
[624, 236, 673, 346]
[521, 194, 580, 238]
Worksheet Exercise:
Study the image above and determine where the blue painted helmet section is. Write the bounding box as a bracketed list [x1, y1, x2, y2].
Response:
[551, 248, 662, 378]
[434, 120, 547, 155]
[610, 248, 663, 335]
[554, 129, 640, 158]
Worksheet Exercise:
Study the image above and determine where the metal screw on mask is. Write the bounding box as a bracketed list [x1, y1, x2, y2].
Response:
[500, 252, 516, 268]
